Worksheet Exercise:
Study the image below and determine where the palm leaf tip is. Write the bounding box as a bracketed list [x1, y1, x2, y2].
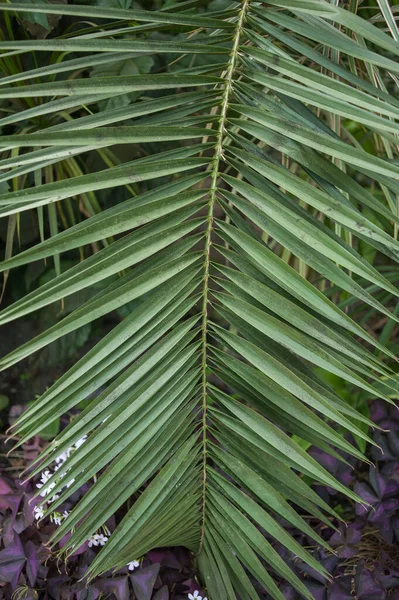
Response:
[2, 0, 399, 597]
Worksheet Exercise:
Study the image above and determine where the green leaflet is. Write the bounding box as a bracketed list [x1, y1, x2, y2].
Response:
[0, 157, 211, 214]
[0, 126, 215, 148]
[0, 3, 235, 28]
[0, 74, 221, 99]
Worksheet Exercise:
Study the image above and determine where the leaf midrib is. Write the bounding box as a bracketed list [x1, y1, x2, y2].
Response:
[199, 0, 250, 551]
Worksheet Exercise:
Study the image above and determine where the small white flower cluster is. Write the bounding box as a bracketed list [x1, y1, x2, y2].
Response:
[88, 533, 108, 547]
[34, 436, 87, 525]
[33, 433, 142, 569]
[50, 510, 69, 526]
[189, 592, 208, 600]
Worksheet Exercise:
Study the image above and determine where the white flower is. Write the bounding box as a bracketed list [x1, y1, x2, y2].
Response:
[55, 448, 72, 464]
[62, 510, 69, 519]
[36, 470, 56, 497]
[96, 533, 108, 546]
[88, 533, 108, 547]
[74, 435, 87, 449]
[53, 464, 74, 488]
[127, 560, 140, 571]
[39, 470, 52, 483]
[33, 505, 44, 520]
[188, 592, 207, 600]
[88, 534, 99, 547]
[48, 493, 60, 504]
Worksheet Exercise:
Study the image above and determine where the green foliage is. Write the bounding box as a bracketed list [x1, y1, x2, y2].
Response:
[0, 1, 399, 598]
[0, 393, 9, 411]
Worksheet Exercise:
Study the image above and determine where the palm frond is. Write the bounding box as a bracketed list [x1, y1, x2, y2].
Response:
[1, 1, 399, 598]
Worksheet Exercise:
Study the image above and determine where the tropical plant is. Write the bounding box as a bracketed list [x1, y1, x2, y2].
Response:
[0, 7, 155, 301]
[0, 0, 399, 598]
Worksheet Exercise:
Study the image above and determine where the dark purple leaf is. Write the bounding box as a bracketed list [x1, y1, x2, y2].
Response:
[0, 477, 14, 495]
[294, 552, 336, 585]
[148, 549, 181, 569]
[153, 585, 169, 600]
[0, 493, 22, 519]
[376, 562, 399, 590]
[305, 581, 326, 600]
[130, 563, 160, 600]
[94, 577, 129, 600]
[309, 447, 354, 492]
[327, 576, 352, 600]
[25, 540, 41, 587]
[370, 499, 398, 523]
[47, 575, 73, 600]
[0, 535, 26, 589]
[355, 565, 386, 600]
[22, 588, 37, 600]
[2, 515, 16, 546]
[173, 547, 190, 569]
[182, 579, 202, 594]
[59, 531, 88, 556]
[23, 494, 40, 527]
[381, 461, 399, 483]
[329, 523, 362, 558]
[281, 583, 299, 599]
[376, 518, 395, 544]
[75, 586, 99, 600]
[355, 482, 378, 514]
[13, 513, 26, 534]
[372, 431, 399, 462]
[369, 468, 399, 499]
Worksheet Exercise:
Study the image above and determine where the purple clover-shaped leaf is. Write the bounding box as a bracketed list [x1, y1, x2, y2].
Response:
[23, 493, 41, 527]
[0, 477, 14, 495]
[304, 581, 326, 600]
[327, 575, 352, 599]
[355, 482, 378, 517]
[130, 563, 160, 600]
[309, 447, 354, 494]
[2, 515, 17, 546]
[373, 551, 399, 589]
[45, 574, 69, 600]
[372, 430, 399, 462]
[294, 550, 338, 585]
[369, 467, 399, 499]
[25, 540, 41, 587]
[355, 564, 386, 600]
[329, 523, 362, 558]
[153, 585, 169, 600]
[94, 577, 129, 600]
[370, 399, 389, 424]
[355, 467, 399, 542]
[0, 490, 23, 520]
[148, 549, 181, 570]
[281, 583, 299, 599]
[0, 535, 26, 589]
[59, 531, 88, 556]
